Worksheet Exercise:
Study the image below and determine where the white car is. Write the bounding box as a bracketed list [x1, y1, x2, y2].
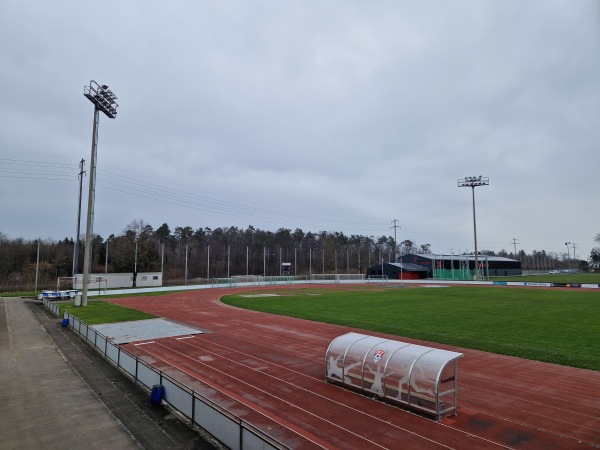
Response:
[549, 270, 560, 274]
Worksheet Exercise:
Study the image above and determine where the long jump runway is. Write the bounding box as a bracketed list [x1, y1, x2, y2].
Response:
[108, 285, 600, 449]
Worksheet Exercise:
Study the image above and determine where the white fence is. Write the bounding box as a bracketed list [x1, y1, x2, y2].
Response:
[43, 298, 290, 450]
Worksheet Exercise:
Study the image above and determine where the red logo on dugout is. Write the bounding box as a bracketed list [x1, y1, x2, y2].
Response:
[373, 349, 386, 363]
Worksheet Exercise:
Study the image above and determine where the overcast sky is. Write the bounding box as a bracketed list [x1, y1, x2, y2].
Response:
[1, 1, 599, 260]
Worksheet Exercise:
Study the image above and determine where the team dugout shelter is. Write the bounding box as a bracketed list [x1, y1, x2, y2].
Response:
[367, 253, 522, 280]
[326, 332, 463, 421]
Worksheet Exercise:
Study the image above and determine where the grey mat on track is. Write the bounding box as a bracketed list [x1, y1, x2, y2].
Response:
[93, 318, 203, 344]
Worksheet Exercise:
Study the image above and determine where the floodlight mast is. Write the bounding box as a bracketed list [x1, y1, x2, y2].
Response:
[458, 176, 489, 280]
[565, 242, 572, 274]
[81, 81, 118, 306]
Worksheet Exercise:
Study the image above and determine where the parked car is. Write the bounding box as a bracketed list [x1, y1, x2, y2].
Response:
[549, 270, 560, 274]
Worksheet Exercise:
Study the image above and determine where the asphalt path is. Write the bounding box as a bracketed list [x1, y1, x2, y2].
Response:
[0, 297, 220, 450]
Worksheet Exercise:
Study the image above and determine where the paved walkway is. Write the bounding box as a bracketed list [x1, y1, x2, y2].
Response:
[0, 297, 216, 450]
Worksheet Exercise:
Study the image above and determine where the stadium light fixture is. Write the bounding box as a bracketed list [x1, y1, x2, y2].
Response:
[565, 242, 572, 274]
[458, 176, 489, 280]
[81, 81, 118, 306]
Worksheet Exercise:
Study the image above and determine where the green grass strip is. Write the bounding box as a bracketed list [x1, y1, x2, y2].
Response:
[490, 273, 600, 284]
[222, 286, 600, 371]
[0, 291, 38, 297]
[59, 300, 156, 325]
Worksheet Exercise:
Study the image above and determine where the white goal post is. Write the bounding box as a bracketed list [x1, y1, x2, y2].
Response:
[231, 275, 262, 285]
[336, 274, 366, 282]
[87, 276, 108, 293]
[367, 275, 388, 285]
[57, 276, 78, 291]
[310, 274, 366, 283]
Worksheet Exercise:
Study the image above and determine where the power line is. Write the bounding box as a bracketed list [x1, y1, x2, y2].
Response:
[0, 156, 78, 181]
[0, 153, 490, 250]
[0, 158, 78, 169]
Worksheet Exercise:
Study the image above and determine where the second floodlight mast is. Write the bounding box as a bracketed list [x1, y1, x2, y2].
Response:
[458, 176, 489, 280]
[81, 81, 118, 306]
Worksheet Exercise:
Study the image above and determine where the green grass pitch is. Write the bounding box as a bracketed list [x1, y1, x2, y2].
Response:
[221, 286, 600, 371]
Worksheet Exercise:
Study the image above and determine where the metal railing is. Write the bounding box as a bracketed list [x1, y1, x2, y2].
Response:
[43, 298, 290, 450]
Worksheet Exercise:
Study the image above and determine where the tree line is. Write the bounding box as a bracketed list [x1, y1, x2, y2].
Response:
[0, 224, 596, 292]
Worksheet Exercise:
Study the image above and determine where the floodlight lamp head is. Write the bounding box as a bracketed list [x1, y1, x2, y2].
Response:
[458, 175, 490, 188]
[84, 80, 119, 119]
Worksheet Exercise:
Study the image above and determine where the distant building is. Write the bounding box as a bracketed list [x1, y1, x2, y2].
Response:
[74, 272, 163, 290]
[367, 254, 522, 280]
[366, 262, 429, 280]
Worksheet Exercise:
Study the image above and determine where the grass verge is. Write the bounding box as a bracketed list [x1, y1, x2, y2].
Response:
[0, 291, 38, 297]
[59, 300, 156, 325]
[490, 273, 600, 284]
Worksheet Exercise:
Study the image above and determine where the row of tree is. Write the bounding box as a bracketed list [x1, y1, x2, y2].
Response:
[1, 225, 597, 292]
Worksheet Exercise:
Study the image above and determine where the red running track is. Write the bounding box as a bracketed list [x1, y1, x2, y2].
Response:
[109, 285, 600, 449]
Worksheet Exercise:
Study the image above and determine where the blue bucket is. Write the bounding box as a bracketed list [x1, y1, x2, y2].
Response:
[61, 318, 69, 327]
[150, 384, 164, 406]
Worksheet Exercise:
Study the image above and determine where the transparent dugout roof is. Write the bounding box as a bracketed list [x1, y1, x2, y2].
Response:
[325, 332, 463, 420]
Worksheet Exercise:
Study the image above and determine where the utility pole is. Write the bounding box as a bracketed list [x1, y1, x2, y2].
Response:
[72, 159, 86, 280]
[390, 219, 400, 261]
[510, 238, 521, 270]
[185, 241, 189, 285]
[510, 238, 519, 258]
[390, 219, 403, 284]
[133, 233, 139, 287]
[346, 249, 349, 273]
[35, 239, 40, 291]
[334, 250, 338, 275]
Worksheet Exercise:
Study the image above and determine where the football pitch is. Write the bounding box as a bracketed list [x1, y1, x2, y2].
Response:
[222, 285, 600, 371]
